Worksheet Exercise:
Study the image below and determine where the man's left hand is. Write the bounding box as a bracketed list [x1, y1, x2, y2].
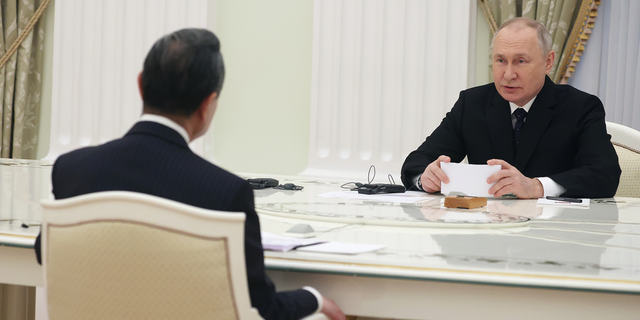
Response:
[487, 159, 544, 199]
[321, 296, 346, 320]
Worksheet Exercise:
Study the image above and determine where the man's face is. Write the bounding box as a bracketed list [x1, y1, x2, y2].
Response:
[492, 26, 554, 107]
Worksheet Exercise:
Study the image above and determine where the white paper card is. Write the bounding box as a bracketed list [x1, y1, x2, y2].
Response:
[440, 162, 501, 197]
[296, 242, 386, 255]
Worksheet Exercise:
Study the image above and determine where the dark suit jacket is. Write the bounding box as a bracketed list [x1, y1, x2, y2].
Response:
[401, 76, 621, 198]
[35, 121, 317, 320]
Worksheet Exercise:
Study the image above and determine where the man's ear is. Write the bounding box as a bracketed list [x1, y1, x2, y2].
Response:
[545, 51, 555, 75]
[196, 91, 218, 119]
[137, 72, 144, 99]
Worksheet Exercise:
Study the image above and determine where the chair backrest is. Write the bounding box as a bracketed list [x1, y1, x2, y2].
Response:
[606, 121, 640, 198]
[41, 191, 263, 320]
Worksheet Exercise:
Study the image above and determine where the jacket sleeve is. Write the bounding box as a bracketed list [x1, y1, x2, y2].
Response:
[230, 182, 319, 320]
[549, 95, 621, 198]
[401, 91, 468, 189]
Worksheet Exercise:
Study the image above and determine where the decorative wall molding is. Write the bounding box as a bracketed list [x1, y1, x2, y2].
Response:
[47, 0, 209, 160]
[303, 0, 472, 179]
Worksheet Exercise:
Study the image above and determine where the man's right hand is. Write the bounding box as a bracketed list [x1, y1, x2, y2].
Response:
[321, 296, 346, 320]
[420, 155, 451, 193]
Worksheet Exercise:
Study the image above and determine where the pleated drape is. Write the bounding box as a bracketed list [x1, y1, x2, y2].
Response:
[304, 0, 472, 178]
[0, 0, 47, 159]
[0, 1, 48, 317]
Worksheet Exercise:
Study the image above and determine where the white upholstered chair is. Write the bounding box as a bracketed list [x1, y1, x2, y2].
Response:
[41, 191, 263, 320]
[606, 121, 640, 198]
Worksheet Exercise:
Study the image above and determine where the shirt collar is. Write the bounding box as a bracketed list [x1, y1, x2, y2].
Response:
[509, 96, 537, 114]
[139, 114, 190, 143]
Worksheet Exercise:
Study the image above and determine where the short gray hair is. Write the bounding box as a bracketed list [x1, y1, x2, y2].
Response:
[491, 17, 552, 56]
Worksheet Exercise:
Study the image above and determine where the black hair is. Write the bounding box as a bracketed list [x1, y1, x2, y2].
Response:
[141, 28, 225, 117]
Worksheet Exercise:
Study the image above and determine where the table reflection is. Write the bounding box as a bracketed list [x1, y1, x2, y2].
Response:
[0, 160, 52, 240]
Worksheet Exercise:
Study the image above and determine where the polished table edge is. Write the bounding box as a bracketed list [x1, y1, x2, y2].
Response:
[0, 159, 53, 166]
[256, 208, 532, 228]
[266, 269, 640, 320]
[264, 256, 640, 295]
[0, 234, 36, 249]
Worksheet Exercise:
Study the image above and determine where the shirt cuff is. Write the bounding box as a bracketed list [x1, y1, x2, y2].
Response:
[303, 286, 323, 314]
[413, 174, 423, 191]
[537, 177, 566, 197]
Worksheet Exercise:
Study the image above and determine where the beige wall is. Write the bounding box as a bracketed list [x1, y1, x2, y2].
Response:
[209, 0, 486, 176]
[207, 0, 314, 175]
[37, 0, 486, 174]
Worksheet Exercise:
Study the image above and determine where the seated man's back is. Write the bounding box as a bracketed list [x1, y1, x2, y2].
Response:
[37, 28, 344, 320]
[53, 120, 245, 211]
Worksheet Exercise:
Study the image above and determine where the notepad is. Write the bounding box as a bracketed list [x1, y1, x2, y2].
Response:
[261, 232, 326, 252]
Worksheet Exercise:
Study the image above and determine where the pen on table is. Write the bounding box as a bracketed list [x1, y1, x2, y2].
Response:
[545, 196, 582, 203]
[21, 223, 41, 228]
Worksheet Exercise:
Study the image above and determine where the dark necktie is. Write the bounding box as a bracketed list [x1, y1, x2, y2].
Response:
[513, 108, 527, 146]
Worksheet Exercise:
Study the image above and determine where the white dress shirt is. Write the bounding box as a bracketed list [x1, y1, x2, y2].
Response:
[139, 114, 191, 144]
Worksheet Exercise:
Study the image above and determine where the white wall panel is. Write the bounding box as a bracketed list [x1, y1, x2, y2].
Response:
[47, 0, 209, 160]
[303, 0, 471, 180]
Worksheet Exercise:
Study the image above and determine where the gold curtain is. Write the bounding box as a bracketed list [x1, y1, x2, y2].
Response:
[0, 286, 36, 320]
[0, 1, 50, 318]
[479, 0, 600, 83]
[0, 0, 47, 159]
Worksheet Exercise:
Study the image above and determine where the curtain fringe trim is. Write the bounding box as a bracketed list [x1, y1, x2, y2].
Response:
[557, 0, 600, 84]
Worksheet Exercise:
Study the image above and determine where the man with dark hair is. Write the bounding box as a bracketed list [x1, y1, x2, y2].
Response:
[401, 17, 620, 199]
[35, 28, 345, 320]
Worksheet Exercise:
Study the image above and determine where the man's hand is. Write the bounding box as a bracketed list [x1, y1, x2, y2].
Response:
[420, 155, 451, 193]
[487, 159, 544, 199]
[321, 296, 346, 320]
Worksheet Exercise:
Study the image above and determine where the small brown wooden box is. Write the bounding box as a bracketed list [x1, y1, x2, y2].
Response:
[444, 196, 487, 209]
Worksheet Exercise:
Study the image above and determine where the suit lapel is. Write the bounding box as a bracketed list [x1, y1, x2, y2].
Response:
[487, 91, 516, 164]
[514, 76, 556, 170]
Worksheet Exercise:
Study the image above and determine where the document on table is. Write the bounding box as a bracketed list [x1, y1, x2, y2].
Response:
[296, 242, 386, 255]
[317, 190, 434, 203]
[261, 232, 326, 252]
[262, 232, 385, 254]
[440, 162, 501, 197]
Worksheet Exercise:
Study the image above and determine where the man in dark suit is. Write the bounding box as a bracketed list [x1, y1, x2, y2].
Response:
[401, 17, 620, 199]
[35, 28, 345, 320]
